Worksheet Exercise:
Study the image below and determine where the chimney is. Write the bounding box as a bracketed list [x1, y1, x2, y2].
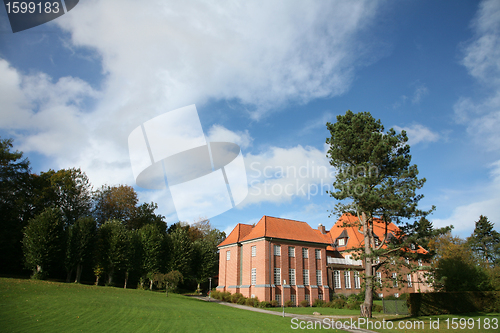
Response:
[318, 223, 326, 234]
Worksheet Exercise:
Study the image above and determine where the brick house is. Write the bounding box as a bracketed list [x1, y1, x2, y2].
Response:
[217, 214, 431, 305]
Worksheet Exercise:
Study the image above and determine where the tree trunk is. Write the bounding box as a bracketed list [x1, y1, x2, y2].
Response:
[361, 212, 373, 318]
[149, 279, 153, 291]
[108, 269, 114, 285]
[66, 269, 73, 283]
[75, 264, 83, 283]
[124, 271, 129, 289]
[95, 275, 100, 286]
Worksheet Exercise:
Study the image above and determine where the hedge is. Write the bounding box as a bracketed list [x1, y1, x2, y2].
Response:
[408, 291, 500, 316]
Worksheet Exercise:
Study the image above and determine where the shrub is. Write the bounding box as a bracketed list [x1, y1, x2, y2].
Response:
[230, 293, 245, 304]
[245, 296, 260, 307]
[300, 300, 309, 307]
[324, 301, 333, 308]
[372, 304, 383, 313]
[347, 294, 358, 303]
[347, 301, 362, 310]
[270, 300, 279, 307]
[313, 299, 326, 307]
[210, 290, 220, 300]
[259, 301, 271, 308]
[408, 291, 500, 316]
[285, 300, 294, 307]
[331, 298, 346, 309]
[237, 296, 247, 305]
[220, 291, 232, 302]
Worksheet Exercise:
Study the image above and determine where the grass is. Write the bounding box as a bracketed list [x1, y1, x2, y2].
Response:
[266, 306, 362, 316]
[357, 313, 500, 333]
[0, 277, 341, 332]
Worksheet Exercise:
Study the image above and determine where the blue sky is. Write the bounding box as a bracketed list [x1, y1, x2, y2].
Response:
[1, 0, 499, 237]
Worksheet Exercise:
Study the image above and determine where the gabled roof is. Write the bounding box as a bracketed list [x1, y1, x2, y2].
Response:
[217, 223, 254, 247]
[218, 216, 332, 247]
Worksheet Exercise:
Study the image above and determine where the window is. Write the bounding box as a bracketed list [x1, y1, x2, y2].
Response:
[376, 257, 380, 264]
[338, 238, 345, 246]
[302, 248, 308, 258]
[344, 271, 351, 289]
[251, 246, 256, 257]
[410, 243, 416, 250]
[290, 294, 296, 306]
[378, 293, 384, 299]
[275, 294, 281, 305]
[274, 245, 281, 256]
[274, 268, 281, 285]
[407, 274, 412, 287]
[316, 270, 322, 286]
[405, 257, 409, 265]
[289, 269, 296, 285]
[303, 269, 309, 285]
[376, 272, 382, 285]
[418, 259, 423, 266]
[318, 293, 323, 300]
[251, 268, 256, 285]
[315, 249, 321, 259]
[305, 294, 310, 303]
[394, 293, 399, 298]
[392, 273, 398, 288]
[226, 251, 230, 261]
[354, 271, 361, 289]
[289, 246, 295, 257]
[334, 270, 341, 289]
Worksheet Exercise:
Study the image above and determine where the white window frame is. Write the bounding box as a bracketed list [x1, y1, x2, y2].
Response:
[305, 294, 310, 303]
[289, 246, 295, 257]
[274, 245, 281, 256]
[334, 270, 341, 289]
[418, 259, 423, 266]
[338, 238, 345, 246]
[394, 293, 399, 298]
[275, 294, 281, 305]
[376, 272, 382, 285]
[251, 268, 256, 285]
[303, 269, 309, 285]
[407, 274, 412, 287]
[392, 272, 398, 288]
[302, 248, 308, 258]
[315, 249, 321, 259]
[344, 271, 351, 289]
[274, 268, 281, 285]
[289, 269, 296, 285]
[226, 251, 230, 261]
[318, 293, 323, 300]
[251, 245, 256, 257]
[290, 294, 296, 305]
[354, 271, 361, 289]
[316, 270, 322, 286]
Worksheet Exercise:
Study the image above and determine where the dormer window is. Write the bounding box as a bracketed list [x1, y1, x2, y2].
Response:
[336, 230, 349, 247]
[338, 238, 345, 246]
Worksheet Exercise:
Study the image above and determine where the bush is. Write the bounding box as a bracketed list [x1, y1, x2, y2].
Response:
[347, 294, 358, 303]
[372, 304, 383, 313]
[300, 300, 309, 307]
[220, 291, 232, 302]
[330, 298, 346, 309]
[324, 301, 333, 308]
[313, 299, 326, 307]
[237, 296, 247, 305]
[210, 290, 220, 300]
[259, 301, 271, 308]
[270, 300, 279, 307]
[408, 291, 500, 316]
[347, 300, 362, 310]
[285, 300, 294, 307]
[230, 293, 245, 304]
[245, 296, 260, 307]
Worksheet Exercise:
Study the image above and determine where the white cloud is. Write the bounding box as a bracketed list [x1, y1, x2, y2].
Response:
[411, 84, 429, 104]
[393, 124, 439, 146]
[207, 124, 252, 149]
[454, 0, 500, 151]
[243, 144, 335, 206]
[432, 160, 500, 235]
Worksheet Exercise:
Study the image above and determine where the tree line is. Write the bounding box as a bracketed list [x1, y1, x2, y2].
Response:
[0, 137, 225, 291]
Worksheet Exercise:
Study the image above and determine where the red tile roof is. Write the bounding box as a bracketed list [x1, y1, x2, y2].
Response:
[218, 216, 332, 247]
[218, 213, 428, 254]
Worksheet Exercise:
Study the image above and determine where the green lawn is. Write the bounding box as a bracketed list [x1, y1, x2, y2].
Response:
[267, 306, 362, 316]
[357, 313, 500, 333]
[0, 277, 338, 332]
